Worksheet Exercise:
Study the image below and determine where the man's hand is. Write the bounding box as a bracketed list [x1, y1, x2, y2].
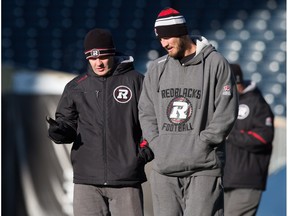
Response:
[138, 139, 154, 164]
[46, 116, 59, 127]
[46, 116, 76, 144]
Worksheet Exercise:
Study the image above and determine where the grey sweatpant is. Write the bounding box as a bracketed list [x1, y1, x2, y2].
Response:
[224, 188, 262, 216]
[73, 184, 144, 216]
[150, 170, 224, 216]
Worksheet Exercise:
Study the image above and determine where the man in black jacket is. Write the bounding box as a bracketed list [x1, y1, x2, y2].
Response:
[46, 28, 153, 216]
[223, 64, 274, 216]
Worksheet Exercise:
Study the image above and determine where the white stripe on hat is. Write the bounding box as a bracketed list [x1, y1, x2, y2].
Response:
[155, 15, 186, 27]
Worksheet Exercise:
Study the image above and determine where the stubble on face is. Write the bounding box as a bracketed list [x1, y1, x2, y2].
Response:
[166, 37, 186, 59]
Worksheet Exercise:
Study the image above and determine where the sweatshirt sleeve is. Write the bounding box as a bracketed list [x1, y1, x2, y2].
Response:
[138, 65, 159, 148]
[200, 58, 238, 144]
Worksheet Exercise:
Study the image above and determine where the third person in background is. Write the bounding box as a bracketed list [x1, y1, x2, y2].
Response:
[224, 63, 274, 216]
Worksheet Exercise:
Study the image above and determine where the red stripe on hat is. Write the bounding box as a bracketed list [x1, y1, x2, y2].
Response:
[158, 8, 180, 17]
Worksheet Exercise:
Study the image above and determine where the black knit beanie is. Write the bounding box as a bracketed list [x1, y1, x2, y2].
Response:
[230, 64, 244, 84]
[154, 8, 188, 38]
[84, 28, 116, 59]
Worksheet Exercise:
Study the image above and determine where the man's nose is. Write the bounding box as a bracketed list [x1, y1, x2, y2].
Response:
[95, 58, 103, 65]
[160, 38, 168, 47]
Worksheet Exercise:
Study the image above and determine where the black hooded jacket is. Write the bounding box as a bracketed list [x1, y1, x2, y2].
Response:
[223, 81, 274, 190]
[53, 55, 147, 186]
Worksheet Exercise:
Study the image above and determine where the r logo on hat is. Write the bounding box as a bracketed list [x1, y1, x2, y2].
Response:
[89, 49, 100, 58]
[84, 28, 116, 59]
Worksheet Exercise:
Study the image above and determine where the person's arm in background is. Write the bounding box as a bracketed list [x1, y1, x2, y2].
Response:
[228, 95, 274, 153]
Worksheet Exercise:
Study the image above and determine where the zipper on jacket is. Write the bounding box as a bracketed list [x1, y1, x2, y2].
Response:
[102, 78, 108, 185]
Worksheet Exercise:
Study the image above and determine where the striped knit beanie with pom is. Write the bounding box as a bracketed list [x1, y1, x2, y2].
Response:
[154, 8, 188, 38]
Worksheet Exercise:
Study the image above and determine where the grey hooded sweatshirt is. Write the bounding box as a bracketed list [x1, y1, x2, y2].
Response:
[138, 36, 238, 177]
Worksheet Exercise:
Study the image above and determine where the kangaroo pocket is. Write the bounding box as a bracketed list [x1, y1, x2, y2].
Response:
[151, 133, 218, 175]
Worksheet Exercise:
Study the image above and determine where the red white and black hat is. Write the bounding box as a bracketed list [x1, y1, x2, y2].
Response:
[84, 28, 116, 59]
[154, 8, 188, 38]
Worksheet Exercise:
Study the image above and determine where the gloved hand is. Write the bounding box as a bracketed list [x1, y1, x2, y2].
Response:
[46, 116, 76, 144]
[138, 139, 154, 164]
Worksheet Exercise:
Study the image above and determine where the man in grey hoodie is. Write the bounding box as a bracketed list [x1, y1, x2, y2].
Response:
[138, 8, 238, 216]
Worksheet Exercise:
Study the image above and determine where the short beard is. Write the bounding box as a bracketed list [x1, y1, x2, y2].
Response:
[169, 37, 186, 60]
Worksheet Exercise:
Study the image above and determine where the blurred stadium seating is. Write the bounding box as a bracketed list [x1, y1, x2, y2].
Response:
[2, 0, 286, 116]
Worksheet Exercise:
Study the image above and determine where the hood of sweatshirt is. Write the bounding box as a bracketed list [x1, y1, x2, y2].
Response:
[241, 81, 257, 94]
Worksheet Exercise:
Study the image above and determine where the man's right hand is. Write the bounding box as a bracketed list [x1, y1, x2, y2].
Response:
[46, 116, 76, 144]
[46, 116, 59, 127]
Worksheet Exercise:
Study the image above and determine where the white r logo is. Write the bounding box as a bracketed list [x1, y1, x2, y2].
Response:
[167, 97, 192, 124]
[169, 101, 188, 119]
[117, 89, 129, 99]
[113, 85, 132, 103]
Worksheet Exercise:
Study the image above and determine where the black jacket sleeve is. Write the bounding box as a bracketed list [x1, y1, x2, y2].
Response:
[227, 92, 274, 153]
[47, 116, 77, 144]
[48, 83, 78, 144]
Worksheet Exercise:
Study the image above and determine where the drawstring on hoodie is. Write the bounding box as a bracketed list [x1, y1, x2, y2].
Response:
[156, 53, 204, 109]
[198, 53, 205, 109]
[157, 55, 170, 92]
